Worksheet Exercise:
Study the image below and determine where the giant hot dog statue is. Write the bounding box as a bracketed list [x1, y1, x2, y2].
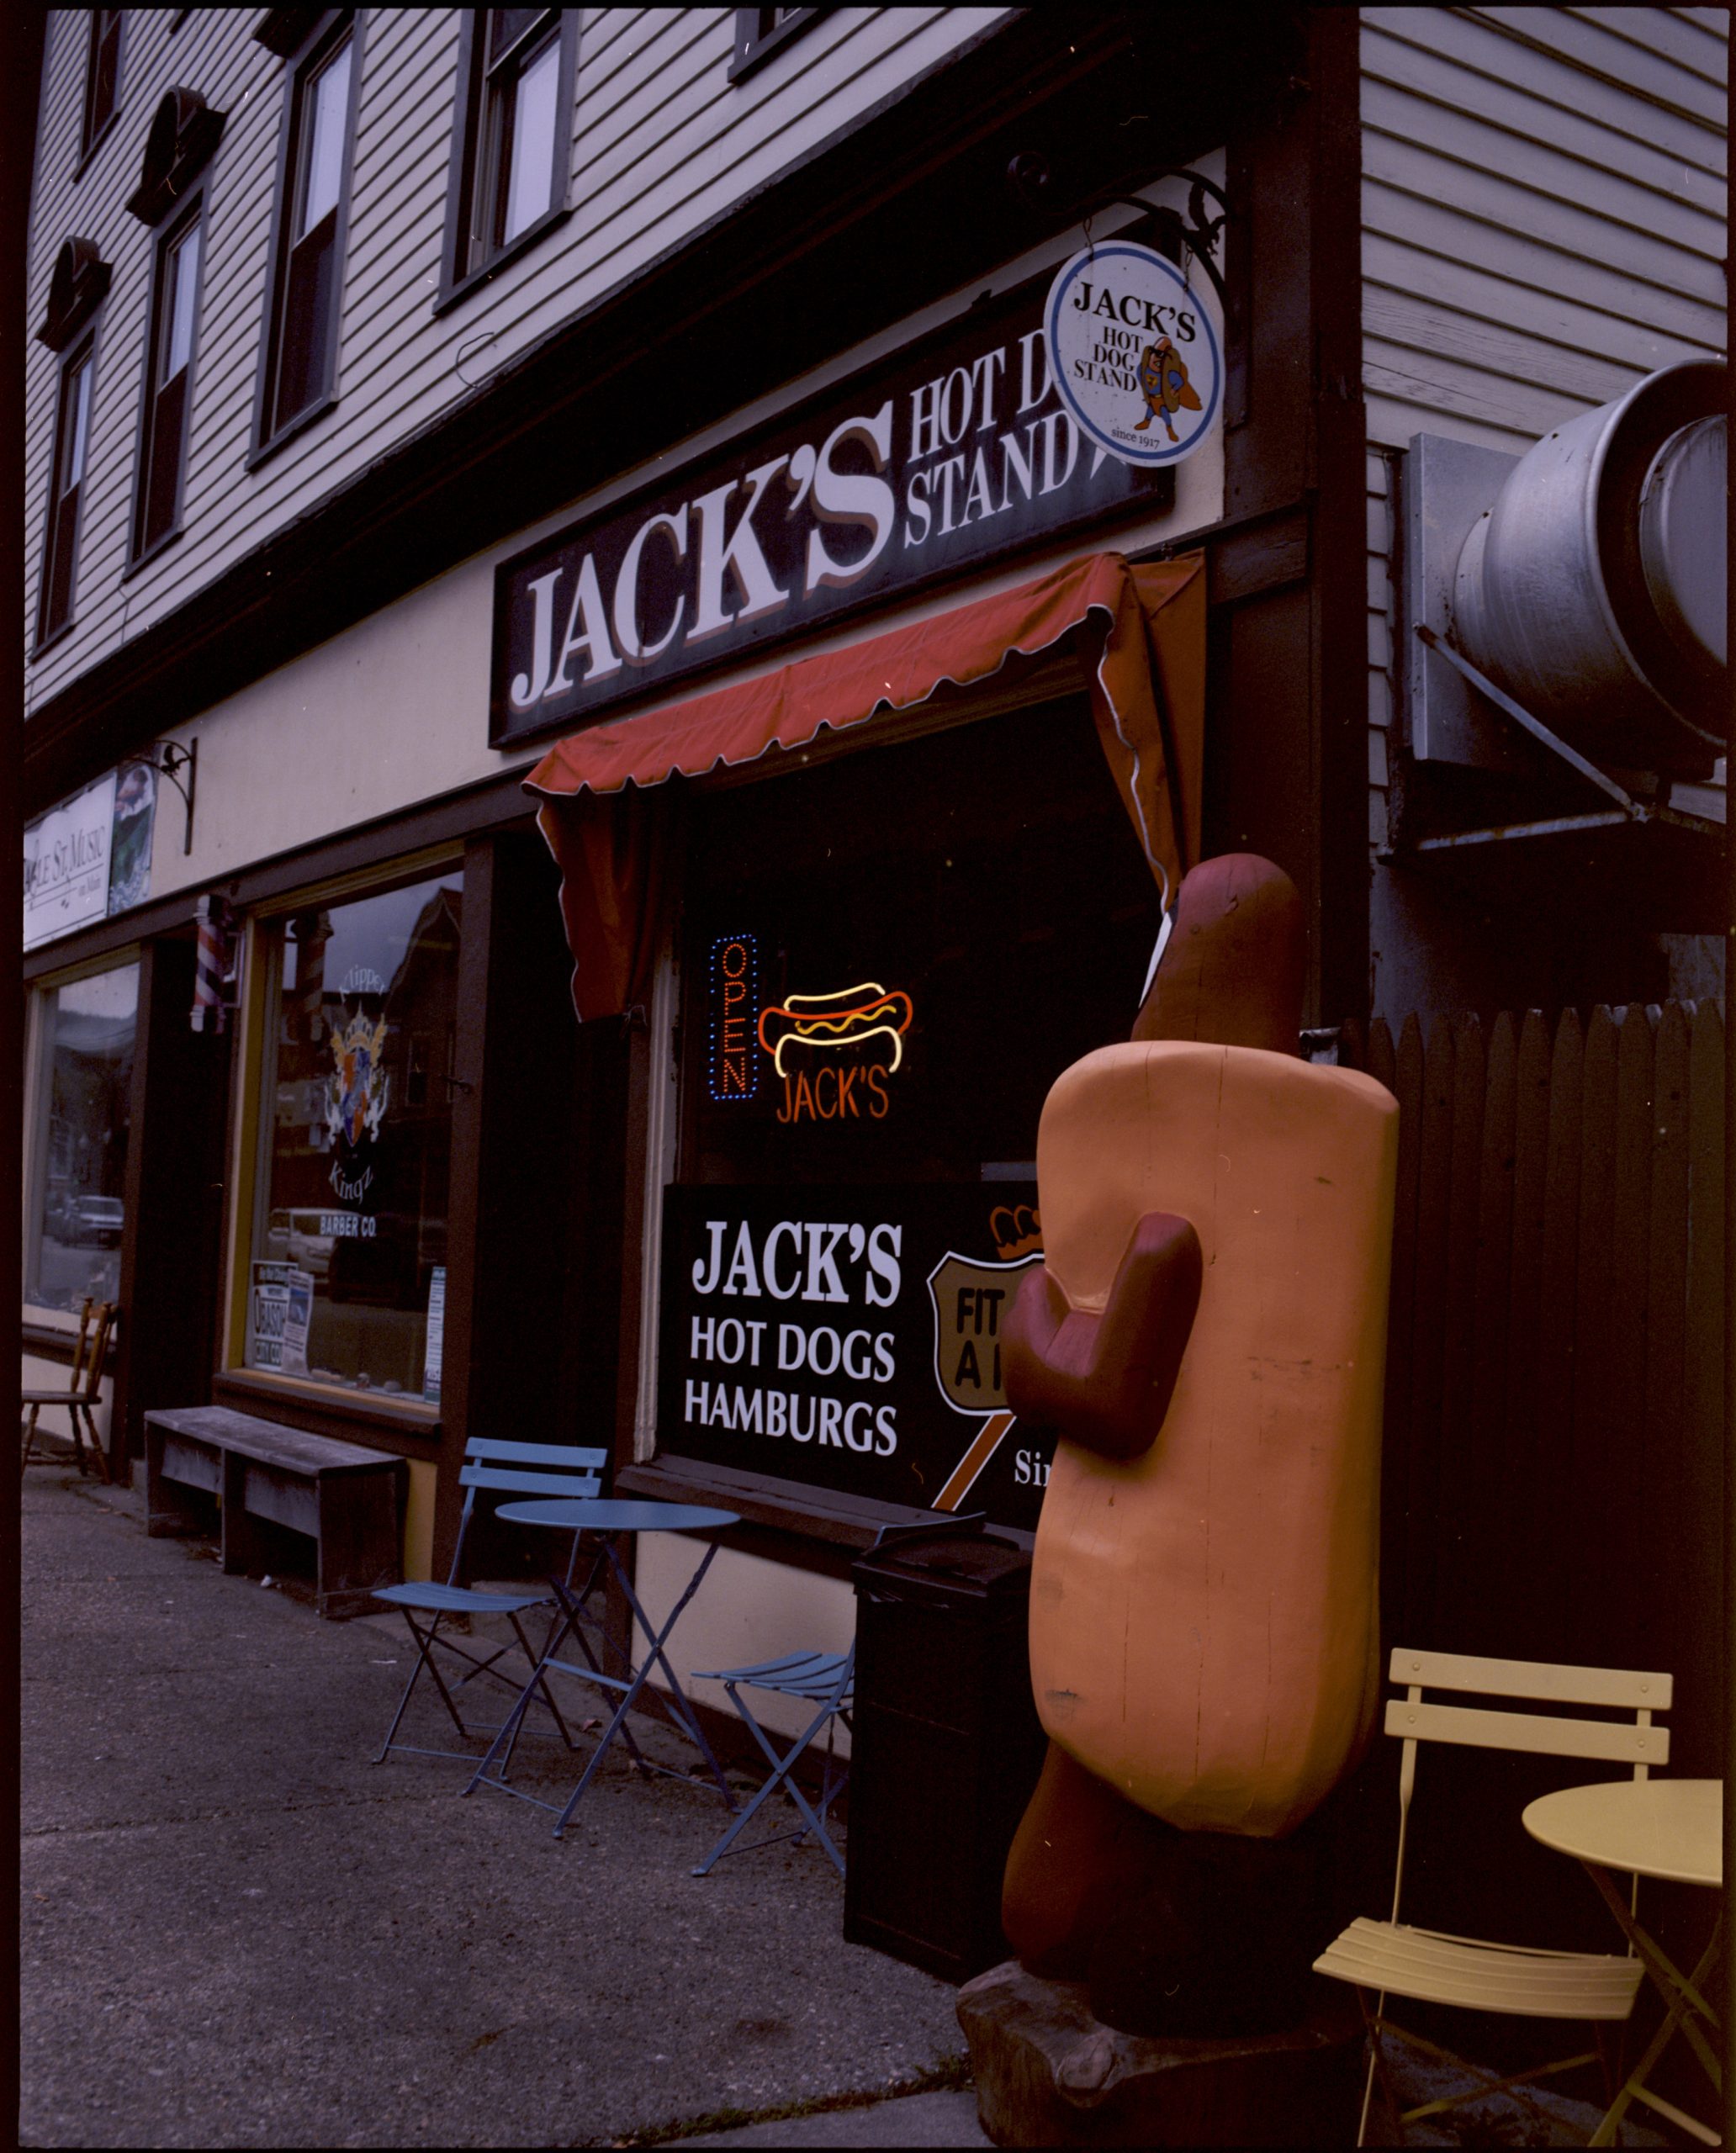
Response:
[999, 853, 1397, 2033]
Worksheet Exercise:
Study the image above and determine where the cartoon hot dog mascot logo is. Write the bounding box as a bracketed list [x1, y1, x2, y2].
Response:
[760, 981, 914, 1125]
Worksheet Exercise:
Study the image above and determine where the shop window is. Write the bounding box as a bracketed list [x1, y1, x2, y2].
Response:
[25, 962, 140, 1316]
[80, 10, 123, 166]
[36, 337, 96, 649]
[728, 8, 818, 83]
[254, 13, 359, 455]
[442, 9, 576, 298]
[245, 867, 463, 1401]
[662, 701, 1161, 1530]
[678, 701, 1156, 1190]
[132, 204, 204, 561]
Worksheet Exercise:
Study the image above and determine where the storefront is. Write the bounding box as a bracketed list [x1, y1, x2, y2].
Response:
[22, 9, 1373, 1701]
[473, 157, 1368, 1719]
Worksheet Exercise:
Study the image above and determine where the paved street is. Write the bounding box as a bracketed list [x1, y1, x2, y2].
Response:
[19, 1461, 987, 2149]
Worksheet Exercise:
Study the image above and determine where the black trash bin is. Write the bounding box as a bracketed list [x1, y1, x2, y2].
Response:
[844, 1521, 1047, 1983]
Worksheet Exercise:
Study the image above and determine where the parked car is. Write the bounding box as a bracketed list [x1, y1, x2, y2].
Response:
[263, 1208, 335, 1279]
[68, 1196, 124, 1248]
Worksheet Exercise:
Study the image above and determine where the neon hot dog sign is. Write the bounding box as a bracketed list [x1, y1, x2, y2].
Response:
[707, 935, 914, 1126]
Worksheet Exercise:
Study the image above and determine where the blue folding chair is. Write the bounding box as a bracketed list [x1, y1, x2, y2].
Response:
[687, 1647, 855, 1876]
[370, 1438, 606, 1765]
[688, 1513, 986, 1878]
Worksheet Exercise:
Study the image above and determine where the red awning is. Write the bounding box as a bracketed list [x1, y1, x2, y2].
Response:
[527, 550, 1204, 1020]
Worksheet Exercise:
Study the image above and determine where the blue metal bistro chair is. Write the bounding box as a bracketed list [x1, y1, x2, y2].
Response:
[687, 1514, 984, 1878]
[370, 1438, 606, 1766]
[688, 1647, 855, 1877]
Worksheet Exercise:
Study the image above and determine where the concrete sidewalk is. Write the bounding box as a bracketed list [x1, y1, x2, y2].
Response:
[20, 1462, 989, 2149]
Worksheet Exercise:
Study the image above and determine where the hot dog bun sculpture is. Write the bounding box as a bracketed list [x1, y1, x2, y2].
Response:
[999, 854, 1397, 2035]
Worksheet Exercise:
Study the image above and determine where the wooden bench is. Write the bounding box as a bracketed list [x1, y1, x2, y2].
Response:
[145, 1405, 406, 1620]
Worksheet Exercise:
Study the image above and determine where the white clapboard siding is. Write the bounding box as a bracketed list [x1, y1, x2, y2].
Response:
[1359, 3, 1728, 873]
[1485, 6, 1728, 125]
[24, 5, 1014, 708]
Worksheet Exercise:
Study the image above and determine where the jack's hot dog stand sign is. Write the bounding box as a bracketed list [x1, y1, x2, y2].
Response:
[492, 257, 1186, 748]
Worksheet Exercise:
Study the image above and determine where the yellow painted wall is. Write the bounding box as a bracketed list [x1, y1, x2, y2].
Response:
[402, 1457, 437, 1584]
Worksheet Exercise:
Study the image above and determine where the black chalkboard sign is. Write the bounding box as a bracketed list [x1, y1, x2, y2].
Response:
[658, 1181, 1057, 1532]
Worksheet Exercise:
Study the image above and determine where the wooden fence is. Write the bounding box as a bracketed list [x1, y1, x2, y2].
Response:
[1334, 1001, 1725, 1981]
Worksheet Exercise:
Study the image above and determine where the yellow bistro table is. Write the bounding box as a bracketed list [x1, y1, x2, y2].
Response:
[1523, 1778, 1723, 2147]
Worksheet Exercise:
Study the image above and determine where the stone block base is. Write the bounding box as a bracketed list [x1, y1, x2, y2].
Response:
[955, 1960, 1363, 2148]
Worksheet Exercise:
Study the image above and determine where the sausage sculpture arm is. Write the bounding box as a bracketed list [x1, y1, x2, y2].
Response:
[1002, 1213, 1201, 1465]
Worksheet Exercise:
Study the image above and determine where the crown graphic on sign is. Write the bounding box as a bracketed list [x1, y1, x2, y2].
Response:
[991, 1203, 1042, 1260]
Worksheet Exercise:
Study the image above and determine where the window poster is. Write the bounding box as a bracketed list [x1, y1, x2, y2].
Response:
[249, 1262, 314, 1373]
[422, 1266, 446, 1404]
[281, 1268, 313, 1377]
[658, 1182, 1057, 1533]
[249, 1262, 294, 1371]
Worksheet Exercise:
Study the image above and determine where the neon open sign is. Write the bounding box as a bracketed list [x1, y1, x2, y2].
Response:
[708, 933, 760, 1103]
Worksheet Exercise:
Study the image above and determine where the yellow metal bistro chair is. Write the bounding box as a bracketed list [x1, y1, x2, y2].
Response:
[1314, 1646, 1669, 2145]
[21, 1298, 116, 1483]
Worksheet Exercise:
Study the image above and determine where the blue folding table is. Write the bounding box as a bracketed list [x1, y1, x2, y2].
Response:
[463, 1497, 740, 1838]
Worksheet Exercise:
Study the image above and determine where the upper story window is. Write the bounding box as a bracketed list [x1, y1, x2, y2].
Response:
[254, 13, 360, 456]
[728, 8, 818, 83]
[442, 9, 577, 302]
[126, 88, 225, 563]
[134, 207, 204, 561]
[80, 10, 124, 165]
[38, 339, 97, 650]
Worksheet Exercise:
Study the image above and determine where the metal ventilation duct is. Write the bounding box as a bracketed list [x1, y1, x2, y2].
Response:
[1404, 362, 1731, 783]
[1448, 361, 1726, 780]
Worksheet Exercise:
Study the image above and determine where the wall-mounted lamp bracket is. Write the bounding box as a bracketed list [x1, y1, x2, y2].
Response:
[1005, 155, 1231, 309]
[135, 737, 198, 854]
[1395, 625, 1724, 860]
[1413, 625, 1637, 813]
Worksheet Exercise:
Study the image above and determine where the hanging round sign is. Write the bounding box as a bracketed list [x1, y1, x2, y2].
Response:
[1045, 240, 1222, 468]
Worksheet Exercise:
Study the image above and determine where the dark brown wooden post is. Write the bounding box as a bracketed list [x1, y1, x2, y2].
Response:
[431, 825, 628, 1584]
[111, 934, 231, 1481]
[427, 837, 495, 1580]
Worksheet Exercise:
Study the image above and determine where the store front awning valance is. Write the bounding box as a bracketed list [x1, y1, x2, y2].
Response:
[527, 550, 1204, 1021]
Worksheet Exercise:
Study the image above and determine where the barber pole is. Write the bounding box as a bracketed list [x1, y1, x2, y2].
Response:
[191, 894, 233, 1032]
